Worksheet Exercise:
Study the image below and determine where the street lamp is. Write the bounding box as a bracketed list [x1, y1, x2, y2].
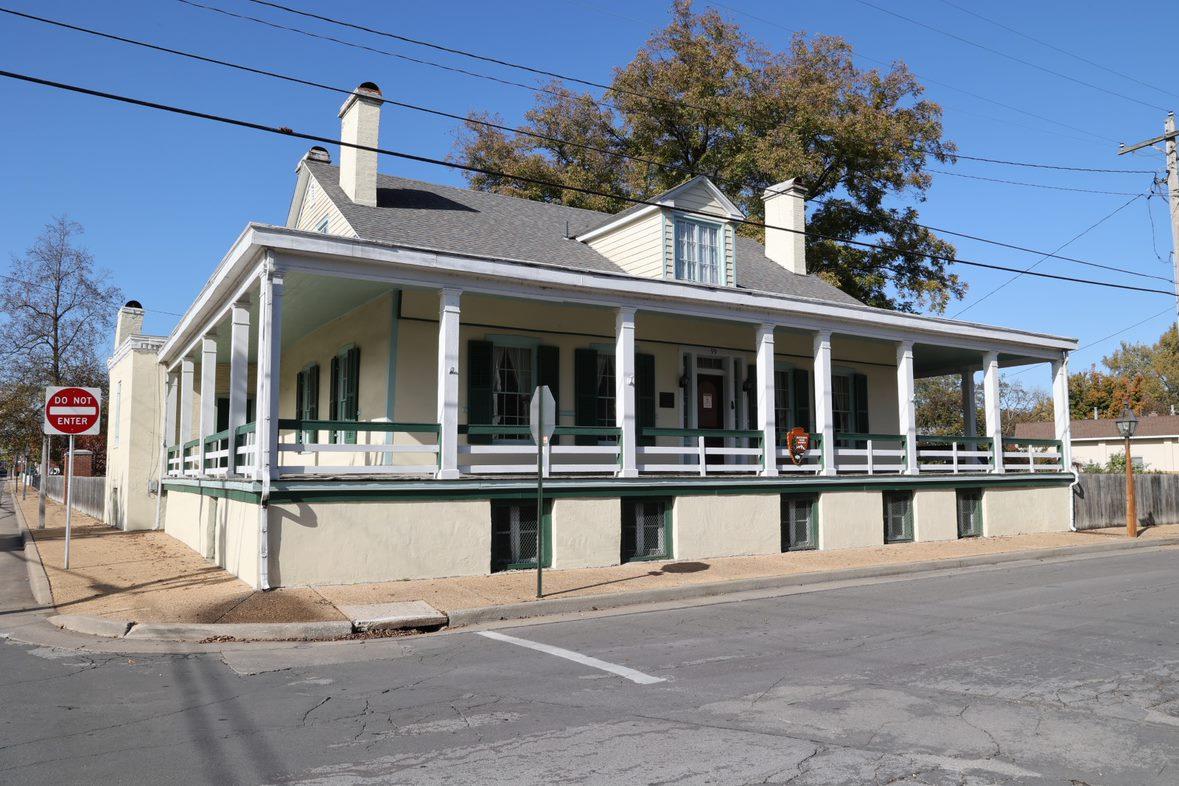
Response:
[1115, 405, 1139, 537]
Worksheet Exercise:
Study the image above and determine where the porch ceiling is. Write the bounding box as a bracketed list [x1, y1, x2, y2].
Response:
[913, 342, 1053, 378]
[278, 272, 397, 352]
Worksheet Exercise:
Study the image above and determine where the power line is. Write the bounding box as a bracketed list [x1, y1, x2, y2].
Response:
[1008, 306, 1175, 375]
[927, 169, 1144, 197]
[948, 153, 1155, 175]
[952, 191, 1149, 318]
[852, 0, 1170, 113]
[2, 67, 1175, 302]
[933, 0, 1179, 102]
[703, 1, 1119, 146]
[9, 6, 1169, 286]
[182, 0, 1121, 151]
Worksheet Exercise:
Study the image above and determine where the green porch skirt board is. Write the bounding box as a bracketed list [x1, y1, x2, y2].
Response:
[162, 473, 1074, 505]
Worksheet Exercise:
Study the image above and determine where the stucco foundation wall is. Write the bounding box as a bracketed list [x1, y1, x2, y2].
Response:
[161, 490, 262, 588]
[163, 489, 206, 555]
[913, 489, 958, 542]
[550, 497, 621, 569]
[672, 494, 779, 560]
[268, 499, 491, 586]
[983, 485, 1071, 536]
[819, 490, 884, 550]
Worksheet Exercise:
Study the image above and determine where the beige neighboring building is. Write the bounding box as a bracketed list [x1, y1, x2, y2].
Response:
[107, 82, 1082, 590]
[104, 301, 166, 530]
[1016, 415, 1179, 472]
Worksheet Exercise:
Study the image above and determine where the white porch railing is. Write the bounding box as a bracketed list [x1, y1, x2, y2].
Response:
[460, 425, 621, 475]
[1002, 438, 1063, 473]
[916, 435, 994, 473]
[831, 433, 906, 474]
[277, 420, 441, 476]
[636, 428, 764, 475]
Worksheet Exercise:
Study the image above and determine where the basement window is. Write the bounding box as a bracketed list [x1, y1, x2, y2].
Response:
[956, 489, 982, 538]
[781, 494, 817, 551]
[883, 491, 913, 544]
[621, 498, 670, 562]
[491, 501, 550, 571]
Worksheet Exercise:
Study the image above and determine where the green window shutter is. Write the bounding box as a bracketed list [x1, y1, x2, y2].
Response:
[573, 348, 598, 446]
[792, 368, 811, 432]
[746, 364, 757, 429]
[852, 372, 869, 434]
[329, 355, 340, 443]
[636, 353, 656, 447]
[308, 364, 319, 421]
[538, 345, 560, 446]
[467, 339, 494, 445]
[295, 371, 305, 441]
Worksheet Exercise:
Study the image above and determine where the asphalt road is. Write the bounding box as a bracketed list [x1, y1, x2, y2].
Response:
[2, 524, 1179, 784]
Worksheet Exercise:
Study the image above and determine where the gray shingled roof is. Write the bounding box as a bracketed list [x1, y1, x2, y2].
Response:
[1015, 415, 1179, 440]
[304, 161, 861, 306]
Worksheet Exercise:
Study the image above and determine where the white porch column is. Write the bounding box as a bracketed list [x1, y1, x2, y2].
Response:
[179, 357, 195, 446]
[1052, 354, 1073, 470]
[961, 367, 977, 437]
[198, 336, 218, 474]
[983, 351, 1004, 474]
[436, 288, 462, 479]
[616, 307, 638, 478]
[756, 324, 778, 477]
[896, 340, 918, 474]
[813, 330, 835, 476]
[256, 267, 285, 482]
[164, 371, 178, 448]
[227, 301, 251, 475]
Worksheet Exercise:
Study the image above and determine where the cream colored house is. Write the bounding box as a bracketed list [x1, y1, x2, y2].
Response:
[108, 83, 1080, 589]
[1016, 415, 1179, 471]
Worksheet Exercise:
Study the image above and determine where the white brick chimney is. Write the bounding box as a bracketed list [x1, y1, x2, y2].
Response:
[114, 300, 145, 347]
[338, 82, 382, 207]
[762, 179, 807, 275]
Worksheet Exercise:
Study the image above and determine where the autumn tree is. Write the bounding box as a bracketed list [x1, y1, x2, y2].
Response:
[452, 0, 961, 312]
[0, 217, 122, 465]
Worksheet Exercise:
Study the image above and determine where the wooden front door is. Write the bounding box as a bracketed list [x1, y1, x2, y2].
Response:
[697, 373, 724, 463]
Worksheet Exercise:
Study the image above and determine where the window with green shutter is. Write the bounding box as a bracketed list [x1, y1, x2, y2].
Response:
[781, 494, 817, 551]
[883, 491, 913, 543]
[295, 363, 319, 443]
[956, 489, 982, 538]
[490, 500, 551, 571]
[621, 498, 670, 562]
[636, 353, 656, 447]
[467, 338, 558, 443]
[329, 347, 359, 444]
[574, 348, 616, 445]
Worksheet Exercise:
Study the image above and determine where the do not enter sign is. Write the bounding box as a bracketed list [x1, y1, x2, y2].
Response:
[44, 386, 103, 436]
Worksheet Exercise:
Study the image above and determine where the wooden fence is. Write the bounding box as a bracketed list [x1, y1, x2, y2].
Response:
[40, 475, 106, 521]
[1073, 473, 1179, 530]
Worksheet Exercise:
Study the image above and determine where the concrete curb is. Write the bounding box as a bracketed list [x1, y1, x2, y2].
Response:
[124, 620, 357, 642]
[445, 535, 1179, 628]
[48, 614, 134, 638]
[9, 489, 54, 608]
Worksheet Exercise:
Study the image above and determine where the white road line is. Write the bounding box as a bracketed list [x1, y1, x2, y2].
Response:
[476, 630, 666, 685]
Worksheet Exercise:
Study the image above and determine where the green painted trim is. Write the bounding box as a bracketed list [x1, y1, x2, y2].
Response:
[643, 427, 762, 439]
[163, 482, 260, 504]
[279, 419, 440, 434]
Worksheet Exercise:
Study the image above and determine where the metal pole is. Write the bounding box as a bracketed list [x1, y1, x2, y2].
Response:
[1125, 436, 1137, 538]
[1165, 114, 1179, 330]
[536, 406, 545, 600]
[64, 434, 75, 569]
[38, 435, 48, 529]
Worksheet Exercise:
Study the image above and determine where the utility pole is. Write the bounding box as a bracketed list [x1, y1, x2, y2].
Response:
[1119, 112, 1179, 329]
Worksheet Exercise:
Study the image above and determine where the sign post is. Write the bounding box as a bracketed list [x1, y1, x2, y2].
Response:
[43, 386, 102, 570]
[529, 386, 557, 598]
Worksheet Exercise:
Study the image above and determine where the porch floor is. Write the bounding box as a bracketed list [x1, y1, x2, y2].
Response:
[18, 486, 1179, 626]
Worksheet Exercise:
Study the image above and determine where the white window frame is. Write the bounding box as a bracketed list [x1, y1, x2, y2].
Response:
[315, 216, 330, 234]
[487, 334, 539, 443]
[673, 215, 725, 285]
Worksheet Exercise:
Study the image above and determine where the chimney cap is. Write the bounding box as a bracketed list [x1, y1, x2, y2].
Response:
[306, 146, 331, 163]
[763, 178, 807, 200]
[356, 81, 381, 96]
[339, 81, 384, 118]
[123, 299, 143, 310]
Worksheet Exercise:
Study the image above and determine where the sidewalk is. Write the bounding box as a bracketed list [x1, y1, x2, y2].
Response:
[12, 482, 1179, 636]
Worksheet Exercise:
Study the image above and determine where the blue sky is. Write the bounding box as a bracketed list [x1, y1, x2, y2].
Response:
[1, 0, 1175, 389]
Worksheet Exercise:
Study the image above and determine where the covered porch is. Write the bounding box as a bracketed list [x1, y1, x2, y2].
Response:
[160, 255, 1073, 486]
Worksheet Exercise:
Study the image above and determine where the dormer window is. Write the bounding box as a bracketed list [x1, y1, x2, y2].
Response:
[674, 216, 724, 285]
